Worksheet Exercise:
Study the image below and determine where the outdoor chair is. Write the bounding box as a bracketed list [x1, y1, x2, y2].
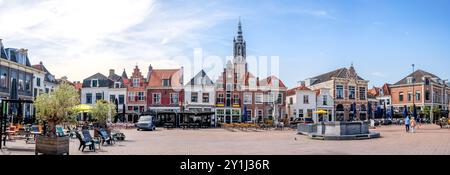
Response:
[98, 129, 114, 145]
[56, 126, 68, 137]
[26, 126, 41, 144]
[112, 131, 125, 141]
[76, 132, 95, 152]
[81, 130, 101, 151]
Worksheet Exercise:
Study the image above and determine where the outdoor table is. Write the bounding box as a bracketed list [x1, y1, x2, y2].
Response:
[164, 123, 174, 129]
[26, 131, 41, 144]
[5, 130, 16, 141]
[180, 123, 188, 129]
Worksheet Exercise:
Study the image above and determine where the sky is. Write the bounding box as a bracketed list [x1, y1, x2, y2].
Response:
[1, 0, 449, 88]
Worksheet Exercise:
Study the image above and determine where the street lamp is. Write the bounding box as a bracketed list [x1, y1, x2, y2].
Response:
[412, 64, 415, 107]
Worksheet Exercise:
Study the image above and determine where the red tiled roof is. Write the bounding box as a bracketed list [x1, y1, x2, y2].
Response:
[287, 85, 311, 96]
[74, 82, 82, 91]
[148, 68, 183, 87]
[258, 75, 287, 88]
[32, 64, 43, 71]
[368, 87, 381, 96]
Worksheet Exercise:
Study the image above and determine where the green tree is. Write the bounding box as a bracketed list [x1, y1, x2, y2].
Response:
[433, 107, 441, 119]
[91, 100, 116, 128]
[421, 106, 431, 118]
[34, 83, 80, 136]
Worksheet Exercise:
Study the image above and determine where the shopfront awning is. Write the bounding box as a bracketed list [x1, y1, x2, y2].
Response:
[314, 110, 328, 115]
[74, 104, 93, 113]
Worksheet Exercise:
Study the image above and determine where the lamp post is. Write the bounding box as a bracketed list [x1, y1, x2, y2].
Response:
[412, 64, 415, 108]
[443, 79, 448, 118]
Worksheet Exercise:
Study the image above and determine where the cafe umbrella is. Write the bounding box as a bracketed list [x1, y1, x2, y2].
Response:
[242, 105, 248, 122]
[403, 105, 409, 118]
[114, 98, 119, 122]
[352, 102, 357, 121]
[367, 101, 372, 120]
[9, 78, 18, 124]
[122, 103, 126, 122]
[390, 106, 395, 119]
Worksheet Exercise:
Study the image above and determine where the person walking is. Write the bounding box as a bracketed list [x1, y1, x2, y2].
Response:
[405, 116, 410, 133]
[410, 117, 416, 133]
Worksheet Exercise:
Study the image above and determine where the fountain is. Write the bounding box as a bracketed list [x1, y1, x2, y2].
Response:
[298, 121, 380, 140]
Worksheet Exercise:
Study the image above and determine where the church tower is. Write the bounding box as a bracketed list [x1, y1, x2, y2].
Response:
[233, 19, 247, 81]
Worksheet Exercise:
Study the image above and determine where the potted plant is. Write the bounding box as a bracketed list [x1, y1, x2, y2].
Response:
[34, 83, 79, 155]
[91, 100, 116, 136]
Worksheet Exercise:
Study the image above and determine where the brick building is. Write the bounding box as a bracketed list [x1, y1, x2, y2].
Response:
[125, 66, 148, 122]
[215, 20, 286, 124]
[390, 70, 449, 121]
[146, 65, 184, 113]
[304, 65, 369, 121]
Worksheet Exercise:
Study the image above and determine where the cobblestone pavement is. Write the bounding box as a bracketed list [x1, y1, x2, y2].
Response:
[1, 124, 449, 155]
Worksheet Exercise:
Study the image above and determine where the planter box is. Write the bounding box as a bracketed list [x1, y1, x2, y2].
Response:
[35, 136, 70, 155]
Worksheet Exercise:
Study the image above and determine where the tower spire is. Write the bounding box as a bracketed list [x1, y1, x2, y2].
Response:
[236, 18, 243, 42]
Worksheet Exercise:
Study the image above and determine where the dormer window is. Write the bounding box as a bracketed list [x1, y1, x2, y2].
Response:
[91, 79, 98, 87]
[115, 82, 121, 88]
[424, 77, 430, 85]
[162, 79, 170, 87]
[407, 77, 413, 84]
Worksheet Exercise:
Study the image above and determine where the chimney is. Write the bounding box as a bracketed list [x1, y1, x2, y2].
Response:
[298, 81, 306, 87]
[109, 69, 115, 77]
[147, 64, 153, 80]
[180, 66, 184, 85]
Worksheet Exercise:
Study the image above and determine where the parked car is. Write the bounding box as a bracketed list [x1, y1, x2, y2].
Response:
[136, 115, 156, 131]
[290, 118, 304, 126]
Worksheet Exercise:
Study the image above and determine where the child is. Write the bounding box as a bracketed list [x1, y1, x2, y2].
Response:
[410, 117, 416, 133]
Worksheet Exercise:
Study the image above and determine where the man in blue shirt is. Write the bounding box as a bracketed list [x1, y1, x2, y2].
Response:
[405, 116, 410, 133]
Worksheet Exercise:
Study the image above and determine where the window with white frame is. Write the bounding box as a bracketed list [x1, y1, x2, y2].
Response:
[303, 95, 309, 104]
[359, 87, 366, 100]
[91, 79, 98, 87]
[244, 93, 252, 104]
[162, 79, 170, 87]
[217, 93, 224, 103]
[115, 82, 121, 88]
[336, 85, 344, 99]
[202, 93, 209, 103]
[191, 92, 198, 103]
[153, 93, 161, 104]
[255, 93, 263, 104]
[133, 78, 140, 87]
[170, 93, 179, 104]
[138, 92, 145, 101]
[233, 94, 240, 104]
[349, 86, 356, 99]
[276, 93, 283, 104]
[128, 92, 135, 102]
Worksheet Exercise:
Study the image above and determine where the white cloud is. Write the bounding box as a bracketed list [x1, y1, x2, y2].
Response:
[371, 72, 386, 78]
[0, 0, 235, 81]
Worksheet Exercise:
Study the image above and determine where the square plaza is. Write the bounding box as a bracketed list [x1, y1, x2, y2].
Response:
[1, 125, 449, 155]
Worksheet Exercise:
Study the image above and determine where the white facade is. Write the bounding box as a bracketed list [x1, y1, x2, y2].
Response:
[108, 88, 127, 111]
[184, 85, 216, 112]
[81, 87, 109, 104]
[288, 89, 317, 122]
[81, 87, 126, 108]
[31, 70, 45, 98]
[43, 81, 57, 93]
[316, 88, 335, 122]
